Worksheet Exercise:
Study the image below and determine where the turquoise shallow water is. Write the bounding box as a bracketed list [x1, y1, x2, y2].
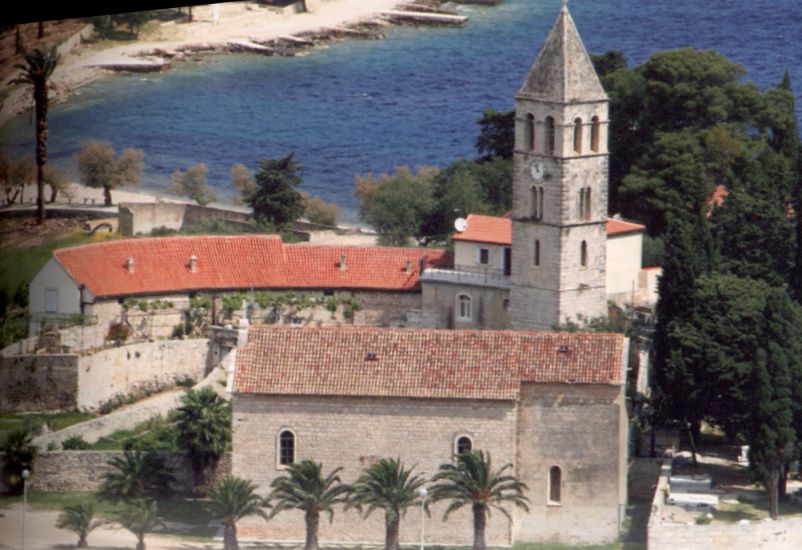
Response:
[2, 0, 801, 223]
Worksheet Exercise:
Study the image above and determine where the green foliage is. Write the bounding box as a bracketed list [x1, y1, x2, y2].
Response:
[56, 501, 104, 548]
[641, 235, 665, 268]
[429, 450, 529, 550]
[221, 293, 245, 319]
[303, 193, 338, 226]
[248, 153, 304, 228]
[591, 50, 628, 78]
[475, 108, 514, 161]
[106, 321, 131, 343]
[169, 163, 217, 206]
[269, 460, 349, 550]
[62, 435, 91, 450]
[174, 387, 231, 489]
[99, 450, 176, 501]
[205, 475, 270, 550]
[1, 427, 38, 493]
[77, 141, 143, 206]
[115, 499, 164, 550]
[346, 457, 426, 550]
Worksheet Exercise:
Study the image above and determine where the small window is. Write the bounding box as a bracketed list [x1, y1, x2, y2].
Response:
[278, 429, 295, 466]
[503, 299, 510, 310]
[549, 466, 562, 504]
[290, 317, 304, 326]
[591, 116, 600, 152]
[45, 288, 58, 314]
[455, 435, 473, 454]
[531, 186, 544, 220]
[580, 241, 588, 268]
[457, 294, 472, 321]
[525, 113, 535, 151]
[579, 187, 591, 220]
[478, 248, 490, 265]
[546, 116, 556, 156]
[573, 117, 583, 153]
[534, 239, 541, 267]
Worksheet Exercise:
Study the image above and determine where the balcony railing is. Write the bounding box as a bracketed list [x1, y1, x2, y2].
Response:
[420, 266, 511, 289]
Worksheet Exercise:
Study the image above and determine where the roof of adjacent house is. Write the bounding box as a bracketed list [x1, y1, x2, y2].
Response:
[234, 325, 626, 400]
[53, 235, 452, 299]
[452, 214, 645, 245]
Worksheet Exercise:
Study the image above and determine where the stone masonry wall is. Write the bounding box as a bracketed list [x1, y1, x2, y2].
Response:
[77, 339, 210, 411]
[28, 451, 231, 493]
[0, 354, 78, 411]
[232, 394, 517, 546]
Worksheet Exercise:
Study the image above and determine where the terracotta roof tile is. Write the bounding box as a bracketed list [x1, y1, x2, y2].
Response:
[452, 214, 644, 244]
[234, 326, 625, 400]
[54, 236, 452, 298]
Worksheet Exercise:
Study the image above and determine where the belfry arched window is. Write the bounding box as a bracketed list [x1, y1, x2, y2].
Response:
[525, 113, 535, 151]
[573, 117, 583, 153]
[534, 239, 541, 267]
[591, 116, 600, 152]
[580, 241, 588, 268]
[531, 186, 544, 220]
[546, 116, 556, 155]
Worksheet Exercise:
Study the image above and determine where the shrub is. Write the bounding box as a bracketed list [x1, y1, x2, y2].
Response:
[62, 435, 91, 450]
[106, 322, 130, 343]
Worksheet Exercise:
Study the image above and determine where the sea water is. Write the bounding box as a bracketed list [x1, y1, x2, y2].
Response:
[1, 0, 800, 223]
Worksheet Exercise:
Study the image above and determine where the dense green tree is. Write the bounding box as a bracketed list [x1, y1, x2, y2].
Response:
[77, 140, 144, 206]
[0, 427, 37, 494]
[99, 450, 175, 501]
[206, 475, 270, 550]
[116, 499, 163, 550]
[475, 109, 514, 161]
[12, 46, 59, 224]
[269, 460, 349, 550]
[56, 502, 104, 548]
[174, 387, 231, 489]
[346, 457, 427, 550]
[169, 163, 217, 206]
[1, 154, 35, 205]
[590, 50, 628, 78]
[429, 450, 529, 550]
[248, 153, 304, 228]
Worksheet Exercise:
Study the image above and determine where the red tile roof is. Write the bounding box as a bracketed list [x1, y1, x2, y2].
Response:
[452, 214, 644, 245]
[54, 235, 452, 299]
[234, 325, 626, 400]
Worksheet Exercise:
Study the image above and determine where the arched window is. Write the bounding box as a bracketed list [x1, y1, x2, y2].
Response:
[579, 187, 591, 220]
[591, 116, 600, 152]
[545, 116, 556, 155]
[548, 466, 562, 504]
[573, 117, 583, 153]
[525, 113, 535, 151]
[531, 186, 545, 220]
[534, 239, 541, 267]
[457, 294, 472, 321]
[580, 240, 588, 268]
[455, 435, 473, 454]
[278, 429, 295, 466]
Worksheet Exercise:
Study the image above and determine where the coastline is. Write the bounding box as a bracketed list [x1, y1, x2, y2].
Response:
[1, 0, 416, 127]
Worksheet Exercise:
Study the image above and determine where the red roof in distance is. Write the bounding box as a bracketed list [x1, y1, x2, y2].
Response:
[54, 235, 452, 299]
[452, 214, 645, 245]
[235, 325, 626, 400]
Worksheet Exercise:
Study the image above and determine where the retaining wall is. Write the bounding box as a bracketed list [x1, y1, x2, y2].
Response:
[0, 354, 79, 411]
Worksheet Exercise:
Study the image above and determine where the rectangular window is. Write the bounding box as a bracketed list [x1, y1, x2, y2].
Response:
[478, 248, 489, 265]
[534, 240, 541, 267]
[45, 288, 58, 314]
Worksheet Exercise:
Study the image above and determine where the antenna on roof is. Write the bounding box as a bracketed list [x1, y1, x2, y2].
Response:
[454, 217, 468, 232]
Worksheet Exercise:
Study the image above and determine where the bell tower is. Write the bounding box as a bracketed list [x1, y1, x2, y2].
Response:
[509, 4, 609, 330]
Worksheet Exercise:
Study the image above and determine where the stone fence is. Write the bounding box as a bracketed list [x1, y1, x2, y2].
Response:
[648, 458, 802, 549]
[5, 451, 232, 494]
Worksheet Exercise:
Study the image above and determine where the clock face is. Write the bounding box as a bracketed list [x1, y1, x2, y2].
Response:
[530, 159, 545, 181]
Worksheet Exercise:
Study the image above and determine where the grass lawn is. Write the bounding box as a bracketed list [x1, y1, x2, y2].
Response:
[0, 410, 95, 444]
[88, 413, 178, 451]
[714, 491, 802, 523]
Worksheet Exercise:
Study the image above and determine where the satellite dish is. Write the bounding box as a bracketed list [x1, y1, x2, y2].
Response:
[454, 217, 468, 232]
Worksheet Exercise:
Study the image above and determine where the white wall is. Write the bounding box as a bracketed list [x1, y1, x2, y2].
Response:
[606, 232, 642, 299]
[454, 241, 509, 272]
[29, 257, 81, 317]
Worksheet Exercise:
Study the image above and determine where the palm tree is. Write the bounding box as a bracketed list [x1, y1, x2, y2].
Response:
[12, 46, 59, 225]
[429, 450, 529, 550]
[206, 475, 270, 550]
[99, 450, 175, 501]
[174, 386, 232, 490]
[270, 460, 349, 550]
[56, 501, 104, 548]
[116, 499, 164, 550]
[0, 427, 37, 494]
[347, 457, 427, 550]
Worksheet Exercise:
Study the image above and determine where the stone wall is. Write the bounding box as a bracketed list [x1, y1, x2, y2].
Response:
[0, 354, 78, 411]
[648, 458, 802, 549]
[232, 393, 517, 546]
[119, 202, 252, 237]
[421, 281, 509, 329]
[77, 339, 210, 411]
[28, 451, 231, 494]
[628, 457, 662, 502]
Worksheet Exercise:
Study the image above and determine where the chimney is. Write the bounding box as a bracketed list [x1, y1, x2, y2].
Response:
[339, 254, 347, 272]
[126, 256, 135, 273]
[189, 255, 198, 273]
[404, 259, 413, 274]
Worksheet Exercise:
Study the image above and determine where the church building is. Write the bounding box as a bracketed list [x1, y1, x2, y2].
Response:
[230, 5, 630, 546]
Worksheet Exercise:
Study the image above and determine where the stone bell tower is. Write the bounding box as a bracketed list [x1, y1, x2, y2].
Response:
[509, 3, 609, 330]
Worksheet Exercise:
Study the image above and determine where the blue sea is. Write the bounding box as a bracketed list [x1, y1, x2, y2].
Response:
[2, 0, 801, 223]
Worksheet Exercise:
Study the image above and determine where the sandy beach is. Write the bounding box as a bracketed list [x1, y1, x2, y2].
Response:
[1, 1, 403, 126]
